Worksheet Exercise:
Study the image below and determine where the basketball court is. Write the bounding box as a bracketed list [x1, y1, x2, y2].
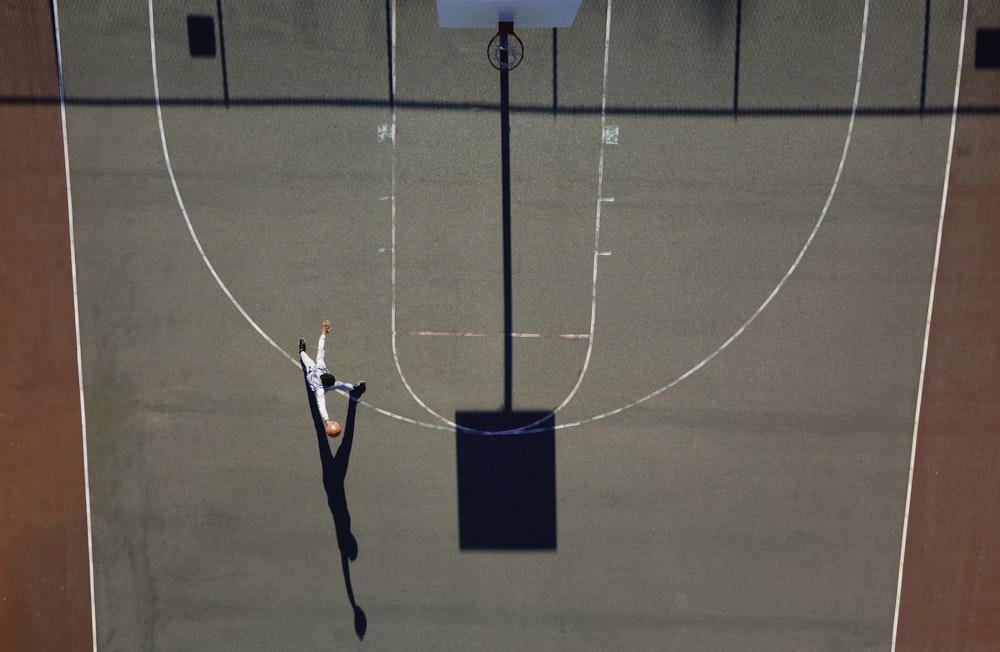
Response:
[4, 0, 1000, 650]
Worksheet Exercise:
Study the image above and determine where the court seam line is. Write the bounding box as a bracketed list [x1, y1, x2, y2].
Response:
[890, 0, 968, 647]
[51, 1, 98, 648]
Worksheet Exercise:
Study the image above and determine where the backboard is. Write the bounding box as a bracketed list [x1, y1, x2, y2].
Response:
[436, 0, 582, 28]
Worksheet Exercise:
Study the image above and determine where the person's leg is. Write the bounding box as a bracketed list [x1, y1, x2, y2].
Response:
[300, 351, 316, 369]
[334, 380, 365, 396]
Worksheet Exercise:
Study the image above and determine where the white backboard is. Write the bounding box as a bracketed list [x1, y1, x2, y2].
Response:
[436, 0, 583, 28]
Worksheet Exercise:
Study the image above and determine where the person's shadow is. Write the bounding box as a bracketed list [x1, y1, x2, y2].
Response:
[303, 369, 367, 640]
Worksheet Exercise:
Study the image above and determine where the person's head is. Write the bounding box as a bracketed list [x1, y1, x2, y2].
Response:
[321, 373, 337, 387]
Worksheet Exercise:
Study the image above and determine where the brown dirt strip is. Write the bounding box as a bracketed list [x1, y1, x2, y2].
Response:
[0, 0, 93, 650]
[895, 3, 1000, 650]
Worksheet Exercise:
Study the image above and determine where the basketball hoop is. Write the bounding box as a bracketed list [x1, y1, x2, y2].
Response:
[488, 21, 523, 71]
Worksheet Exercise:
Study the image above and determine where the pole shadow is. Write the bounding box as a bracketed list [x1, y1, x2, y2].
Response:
[302, 365, 367, 640]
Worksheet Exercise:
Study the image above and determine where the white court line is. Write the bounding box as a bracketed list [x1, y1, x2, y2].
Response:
[152, 1, 869, 435]
[557, 0, 872, 430]
[386, 0, 462, 429]
[145, 2, 423, 429]
[542, 0, 615, 420]
[146, 1, 294, 367]
[51, 2, 97, 649]
[891, 1, 969, 648]
[386, 0, 613, 435]
[385, 0, 471, 431]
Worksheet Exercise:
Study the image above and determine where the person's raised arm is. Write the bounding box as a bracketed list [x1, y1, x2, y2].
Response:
[317, 319, 331, 367]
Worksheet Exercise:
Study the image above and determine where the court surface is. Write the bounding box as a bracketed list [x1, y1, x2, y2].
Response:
[17, 0, 996, 649]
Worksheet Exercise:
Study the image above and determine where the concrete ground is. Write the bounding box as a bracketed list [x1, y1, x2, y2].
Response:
[46, 0, 971, 649]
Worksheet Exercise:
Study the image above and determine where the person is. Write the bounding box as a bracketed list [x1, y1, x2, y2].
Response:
[299, 320, 365, 436]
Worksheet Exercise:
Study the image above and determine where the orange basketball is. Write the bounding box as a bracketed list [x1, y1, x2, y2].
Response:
[325, 420, 342, 438]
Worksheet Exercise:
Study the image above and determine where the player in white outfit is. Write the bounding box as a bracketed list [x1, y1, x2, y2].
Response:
[299, 320, 366, 437]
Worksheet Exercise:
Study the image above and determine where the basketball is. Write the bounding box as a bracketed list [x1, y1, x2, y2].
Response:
[325, 420, 342, 438]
